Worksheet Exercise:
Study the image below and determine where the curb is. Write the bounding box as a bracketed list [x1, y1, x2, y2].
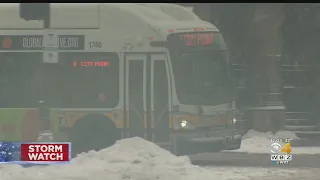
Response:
[189, 152, 320, 168]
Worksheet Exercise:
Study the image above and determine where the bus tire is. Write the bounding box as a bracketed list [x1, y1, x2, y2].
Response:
[170, 135, 192, 156]
[70, 113, 120, 158]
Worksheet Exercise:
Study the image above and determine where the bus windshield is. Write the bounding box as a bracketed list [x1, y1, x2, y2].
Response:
[171, 50, 234, 106]
[168, 32, 235, 106]
[0, 52, 119, 108]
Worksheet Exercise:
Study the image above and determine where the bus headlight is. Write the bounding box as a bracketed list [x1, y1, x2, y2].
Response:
[232, 118, 237, 124]
[180, 120, 188, 128]
[174, 119, 196, 130]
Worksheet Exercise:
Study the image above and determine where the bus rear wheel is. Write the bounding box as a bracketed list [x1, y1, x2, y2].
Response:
[70, 113, 120, 158]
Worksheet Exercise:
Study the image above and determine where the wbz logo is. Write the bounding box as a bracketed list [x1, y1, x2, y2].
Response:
[271, 154, 292, 164]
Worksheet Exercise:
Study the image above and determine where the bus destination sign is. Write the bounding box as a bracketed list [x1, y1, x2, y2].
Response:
[0, 35, 85, 50]
[178, 33, 214, 46]
[166, 32, 227, 51]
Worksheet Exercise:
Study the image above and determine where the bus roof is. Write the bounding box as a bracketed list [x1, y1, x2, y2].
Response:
[0, 3, 220, 53]
[114, 3, 174, 22]
[136, 3, 201, 21]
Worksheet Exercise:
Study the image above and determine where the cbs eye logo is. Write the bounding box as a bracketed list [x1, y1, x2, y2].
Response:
[270, 143, 282, 153]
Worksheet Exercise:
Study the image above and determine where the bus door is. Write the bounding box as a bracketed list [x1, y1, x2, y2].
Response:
[150, 54, 171, 144]
[125, 54, 147, 139]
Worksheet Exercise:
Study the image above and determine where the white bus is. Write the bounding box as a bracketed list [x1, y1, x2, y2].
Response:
[0, 3, 242, 156]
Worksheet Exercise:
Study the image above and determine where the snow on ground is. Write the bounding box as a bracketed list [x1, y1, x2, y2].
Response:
[205, 166, 320, 180]
[227, 129, 320, 154]
[0, 137, 314, 180]
[242, 129, 299, 139]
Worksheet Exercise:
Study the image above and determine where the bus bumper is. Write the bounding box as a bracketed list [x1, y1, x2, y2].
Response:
[173, 129, 243, 155]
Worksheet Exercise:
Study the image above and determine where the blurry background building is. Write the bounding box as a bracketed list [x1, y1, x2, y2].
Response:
[176, 3, 320, 139]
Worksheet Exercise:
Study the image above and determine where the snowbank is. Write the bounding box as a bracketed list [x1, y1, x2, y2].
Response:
[0, 137, 273, 180]
[228, 129, 320, 154]
[1, 137, 315, 180]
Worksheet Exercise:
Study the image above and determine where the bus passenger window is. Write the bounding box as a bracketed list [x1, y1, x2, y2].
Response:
[56, 52, 120, 108]
[0, 52, 120, 109]
[0, 53, 42, 108]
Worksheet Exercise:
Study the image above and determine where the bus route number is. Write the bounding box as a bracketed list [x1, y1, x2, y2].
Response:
[88, 41, 102, 48]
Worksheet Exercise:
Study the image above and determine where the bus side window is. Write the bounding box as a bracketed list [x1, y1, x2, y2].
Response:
[58, 52, 120, 108]
[0, 53, 42, 108]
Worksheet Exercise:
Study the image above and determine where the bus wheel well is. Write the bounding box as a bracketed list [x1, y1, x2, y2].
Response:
[70, 113, 120, 157]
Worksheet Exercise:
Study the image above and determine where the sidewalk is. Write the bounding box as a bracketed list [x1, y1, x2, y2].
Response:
[229, 129, 320, 154]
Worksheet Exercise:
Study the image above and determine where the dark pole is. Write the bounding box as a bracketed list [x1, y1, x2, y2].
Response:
[39, 6, 51, 132]
[19, 3, 53, 141]
[44, 9, 50, 29]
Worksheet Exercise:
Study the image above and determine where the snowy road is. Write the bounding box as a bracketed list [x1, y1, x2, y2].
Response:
[2, 160, 319, 180]
[205, 166, 320, 180]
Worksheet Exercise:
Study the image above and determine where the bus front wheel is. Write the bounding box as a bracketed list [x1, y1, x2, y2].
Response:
[70, 113, 120, 158]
